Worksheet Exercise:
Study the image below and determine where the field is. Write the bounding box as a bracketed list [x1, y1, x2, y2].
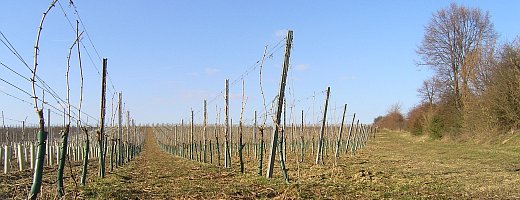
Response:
[3, 1, 520, 200]
[59, 128, 520, 199]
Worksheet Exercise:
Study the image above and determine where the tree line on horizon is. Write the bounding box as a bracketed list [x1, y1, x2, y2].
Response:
[375, 3, 520, 141]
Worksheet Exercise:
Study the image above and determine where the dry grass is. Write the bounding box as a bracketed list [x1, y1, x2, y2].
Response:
[82, 129, 520, 199]
[3, 128, 520, 199]
[0, 156, 101, 199]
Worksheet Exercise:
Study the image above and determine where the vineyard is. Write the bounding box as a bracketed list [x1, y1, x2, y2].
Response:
[0, 0, 144, 199]
[0, 1, 377, 198]
[2, 1, 520, 199]
[3, 125, 520, 199]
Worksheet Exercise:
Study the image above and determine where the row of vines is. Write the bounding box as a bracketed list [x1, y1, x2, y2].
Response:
[154, 31, 378, 183]
[0, 0, 144, 199]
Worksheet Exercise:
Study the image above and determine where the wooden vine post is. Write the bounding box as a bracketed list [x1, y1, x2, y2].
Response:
[224, 79, 231, 168]
[190, 110, 194, 160]
[230, 118, 233, 157]
[182, 120, 185, 158]
[300, 110, 304, 163]
[257, 115, 264, 176]
[334, 104, 347, 165]
[47, 110, 51, 158]
[203, 99, 207, 163]
[315, 87, 330, 165]
[282, 97, 287, 161]
[239, 79, 246, 173]
[352, 119, 360, 155]
[126, 111, 131, 162]
[266, 30, 292, 183]
[174, 125, 178, 156]
[253, 111, 257, 159]
[98, 58, 108, 178]
[215, 106, 221, 166]
[117, 92, 123, 166]
[345, 113, 356, 155]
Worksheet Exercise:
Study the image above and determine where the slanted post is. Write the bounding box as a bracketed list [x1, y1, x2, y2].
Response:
[266, 30, 293, 183]
[345, 113, 356, 155]
[315, 87, 330, 165]
[334, 104, 347, 165]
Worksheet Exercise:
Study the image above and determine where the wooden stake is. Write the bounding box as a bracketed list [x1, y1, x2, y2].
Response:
[315, 87, 330, 165]
[253, 111, 257, 159]
[345, 113, 356, 155]
[239, 79, 246, 173]
[224, 79, 231, 168]
[300, 110, 304, 163]
[190, 109, 194, 160]
[203, 100, 207, 163]
[126, 111, 130, 161]
[117, 92, 123, 166]
[98, 58, 108, 178]
[334, 104, 347, 164]
[266, 30, 293, 182]
[215, 105, 221, 166]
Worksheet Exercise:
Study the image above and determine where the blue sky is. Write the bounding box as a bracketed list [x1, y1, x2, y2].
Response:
[1, 1, 519, 126]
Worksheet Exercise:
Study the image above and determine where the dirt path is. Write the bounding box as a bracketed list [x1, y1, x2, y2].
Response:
[81, 128, 283, 199]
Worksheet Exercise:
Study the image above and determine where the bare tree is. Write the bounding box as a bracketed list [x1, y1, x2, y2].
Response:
[387, 102, 402, 115]
[485, 41, 520, 132]
[417, 3, 497, 111]
[418, 77, 441, 106]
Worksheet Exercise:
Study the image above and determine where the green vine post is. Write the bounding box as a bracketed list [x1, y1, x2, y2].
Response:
[57, 125, 70, 198]
[28, 110, 48, 200]
[81, 128, 89, 186]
